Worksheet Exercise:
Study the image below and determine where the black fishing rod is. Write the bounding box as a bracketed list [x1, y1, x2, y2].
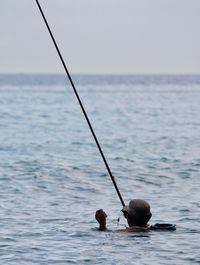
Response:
[35, 0, 125, 207]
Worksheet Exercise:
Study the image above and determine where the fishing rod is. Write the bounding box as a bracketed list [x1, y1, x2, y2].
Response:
[35, 0, 125, 207]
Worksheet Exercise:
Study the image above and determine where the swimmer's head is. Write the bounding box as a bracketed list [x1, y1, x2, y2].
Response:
[122, 199, 152, 227]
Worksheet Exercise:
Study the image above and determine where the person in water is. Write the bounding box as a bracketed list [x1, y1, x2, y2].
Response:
[95, 199, 152, 232]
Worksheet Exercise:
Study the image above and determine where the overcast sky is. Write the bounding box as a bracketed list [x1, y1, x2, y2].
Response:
[0, 0, 200, 74]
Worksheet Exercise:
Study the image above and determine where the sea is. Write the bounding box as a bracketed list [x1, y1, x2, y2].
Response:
[0, 74, 200, 264]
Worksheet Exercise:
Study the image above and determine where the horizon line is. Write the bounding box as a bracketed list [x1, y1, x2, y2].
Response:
[0, 72, 200, 76]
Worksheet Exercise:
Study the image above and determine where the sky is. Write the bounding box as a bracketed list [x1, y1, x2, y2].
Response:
[0, 0, 200, 74]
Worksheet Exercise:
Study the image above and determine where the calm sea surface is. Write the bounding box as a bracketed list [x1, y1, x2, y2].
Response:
[0, 74, 200, 264]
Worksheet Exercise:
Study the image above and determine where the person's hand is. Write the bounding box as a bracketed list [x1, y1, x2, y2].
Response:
[95, 209, 107, 224]
[121, 208, 128, 219]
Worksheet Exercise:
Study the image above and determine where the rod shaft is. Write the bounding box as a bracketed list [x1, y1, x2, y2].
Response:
[35, 0, 125, 207]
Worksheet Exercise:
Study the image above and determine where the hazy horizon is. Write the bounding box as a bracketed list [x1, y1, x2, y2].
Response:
[1, 72, 200, 76]
[1, 0, 200, 75]
[0, 71, 200, 76]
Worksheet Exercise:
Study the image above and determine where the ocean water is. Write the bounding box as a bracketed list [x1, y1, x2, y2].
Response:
[0, 74, 200, 264]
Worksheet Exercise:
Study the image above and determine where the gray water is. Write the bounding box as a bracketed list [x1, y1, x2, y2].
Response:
[0, 74, 200, 264]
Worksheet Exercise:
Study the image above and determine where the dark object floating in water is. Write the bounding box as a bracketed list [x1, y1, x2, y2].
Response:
[150, 223, 176, 231]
